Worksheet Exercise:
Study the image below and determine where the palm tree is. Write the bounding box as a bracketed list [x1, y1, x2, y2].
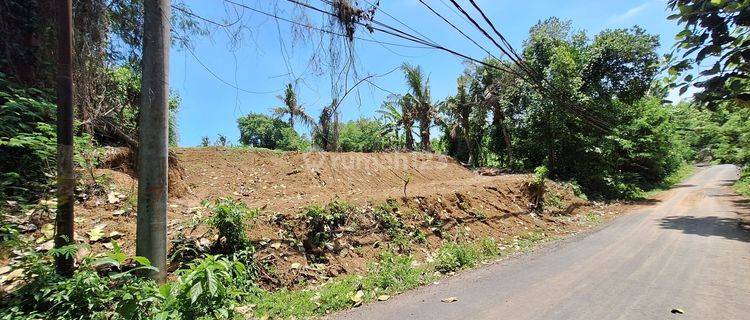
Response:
[401, 63, 433, 152]
[443, 76, 475, 165]
[272, 83, 315, 130]
[377, 95, 417, 151]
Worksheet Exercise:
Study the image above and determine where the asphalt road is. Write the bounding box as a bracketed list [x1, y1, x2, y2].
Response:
[332, 164, 750, 320]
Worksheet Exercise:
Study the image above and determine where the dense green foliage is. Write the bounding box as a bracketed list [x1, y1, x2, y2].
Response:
[667, 0, 749, 105]
[339, 118, 398, 152]
[236, 113, 310, 151]
[435, 18, 688, 198]
[0, 80, 56, 201]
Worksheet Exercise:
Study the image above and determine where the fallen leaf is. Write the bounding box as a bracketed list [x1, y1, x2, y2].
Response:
[107, 192, 119, 204]
[441, 297, 459, 303]
[108, 231, 124, 240]
[377, 294, 390, 301]
[350, 290, 365, 304]
[88, 226, 105, 242]
[40, 223, 55, 239]
[290, 262, 301, 269]
[112, 209, 126, 216]
[0, 266, 11, 275]
[3, 268, 24, 283]
[270, 242, 281, 249]
[35, 240, 54, 252]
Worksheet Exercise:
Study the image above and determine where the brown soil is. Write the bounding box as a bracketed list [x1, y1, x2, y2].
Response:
[64, 148, 614, 288]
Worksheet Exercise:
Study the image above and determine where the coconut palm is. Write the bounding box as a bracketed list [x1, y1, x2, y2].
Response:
[378, 94, 418, 151]
[272, 83, 315, 130]
[401, 63, 433, 152]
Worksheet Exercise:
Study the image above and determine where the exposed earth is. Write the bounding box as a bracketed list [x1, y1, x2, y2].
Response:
[63, 148, 601, 287]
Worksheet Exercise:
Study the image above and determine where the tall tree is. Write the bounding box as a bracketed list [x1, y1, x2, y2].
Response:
[54, 0, 75, 277]
[272, 83, 315, 130]
[667, 0, 750, 105]
[314, 99, 340, 152]
[400, 94, 417, 151]
[402, 63, 433, 152]
[136, 0, 170, 283]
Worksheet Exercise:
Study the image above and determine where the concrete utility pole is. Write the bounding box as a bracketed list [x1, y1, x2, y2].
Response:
[136, 0, 170, 283]
[54, 0, 75, 277]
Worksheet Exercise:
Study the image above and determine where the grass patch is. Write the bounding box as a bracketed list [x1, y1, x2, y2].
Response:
[734, 168, 750, 197]
[248, 251, 435, 318]
[580, 211, 602, 226]
[641, 163, 695, 198]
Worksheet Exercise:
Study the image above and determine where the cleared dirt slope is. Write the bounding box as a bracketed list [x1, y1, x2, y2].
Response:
[72, 148, 590, 287]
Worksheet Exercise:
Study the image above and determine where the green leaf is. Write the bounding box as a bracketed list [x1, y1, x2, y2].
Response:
[189, 282, 203, 303]
[133, 256, 152, 266]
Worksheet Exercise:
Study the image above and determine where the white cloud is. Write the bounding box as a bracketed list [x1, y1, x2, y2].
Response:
[609, 2, 651, 24]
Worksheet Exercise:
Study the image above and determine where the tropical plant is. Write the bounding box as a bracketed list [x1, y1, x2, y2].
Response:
[272, 83, 315, 130]
[313, 99, 340, 151]
[339, 118, 398, 152]
[401, 63, 434, 152]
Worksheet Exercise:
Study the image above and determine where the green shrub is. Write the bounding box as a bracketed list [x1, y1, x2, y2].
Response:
[434, 242, 479, 273]
[0, 81, 56, 202]
[479, 237, 500, 257]
[364, 251, 429, 293]
[237, 113, 309, 151]
[159, 255, 252, 320]
[339, 118, 398, 152]
[204, 198, 257, 253]
[0, 245, 160, 320]
[303, 201, 351, 247]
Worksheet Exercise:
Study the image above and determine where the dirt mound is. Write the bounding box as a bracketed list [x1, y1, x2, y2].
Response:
[99, 147, 188, 197]
[71, 148, 590, 288]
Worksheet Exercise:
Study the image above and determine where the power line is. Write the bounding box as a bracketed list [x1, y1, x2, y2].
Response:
[220, 0, 430, 49]
[416, 0, 499, 64]
[464, 0, 538, 80]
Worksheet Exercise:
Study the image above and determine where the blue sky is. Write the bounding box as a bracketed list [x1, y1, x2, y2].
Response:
[170, 0, 683, 147]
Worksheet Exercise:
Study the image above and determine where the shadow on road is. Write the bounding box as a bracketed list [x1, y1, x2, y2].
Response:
[671, 184, 697, 189]
[659, 216, 750, 243]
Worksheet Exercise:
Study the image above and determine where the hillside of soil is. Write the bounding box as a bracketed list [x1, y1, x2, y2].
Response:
[66, 148, 600, 287]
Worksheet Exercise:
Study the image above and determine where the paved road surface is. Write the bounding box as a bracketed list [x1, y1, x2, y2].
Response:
[332, 165, 750, 320]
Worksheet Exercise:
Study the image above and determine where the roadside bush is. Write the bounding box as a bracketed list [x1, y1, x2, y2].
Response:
[159, 255, 253, 320]
[303, 201, 352, 247]
[203, 198, 258, 254]
[364, 251, 429, 293]
[434, 242, 479, 273]
[0, 245, 161, 320]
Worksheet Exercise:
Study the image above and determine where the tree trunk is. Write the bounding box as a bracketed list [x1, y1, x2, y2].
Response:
[502, 125, 513, 165]
[54, 0, 75, 277]
[493, 107, 513, 166]
[136, 0, 170, 283]
[420, 116, 430, 152]
[404, 121, 414, 151]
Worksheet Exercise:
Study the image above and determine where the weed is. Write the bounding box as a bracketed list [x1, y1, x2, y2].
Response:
[0, 245, 160, 320]
[514, 231, 549, 251]
[469, 208, 488, 221]
[364, 251, 431, 293]
[434, 242, 480, 273]
[581, 211, 602, 225]
[546, 189, 565, 209]
[159, 254, 254, 319]
[479, 236, 500, 258]
[203, 198, 258, 254]
[303, 201, 351, 248]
